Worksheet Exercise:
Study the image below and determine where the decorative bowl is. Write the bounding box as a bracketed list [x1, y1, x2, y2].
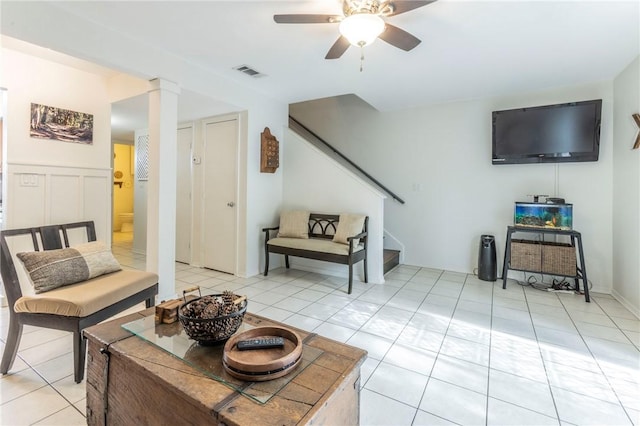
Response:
[178, 292, 247, 345]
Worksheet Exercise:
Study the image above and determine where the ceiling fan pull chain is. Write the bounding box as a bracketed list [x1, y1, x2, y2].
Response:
[359, 43, 365, 72]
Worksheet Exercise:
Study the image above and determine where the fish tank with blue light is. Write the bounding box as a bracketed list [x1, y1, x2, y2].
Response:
[514, 202, 573, 230]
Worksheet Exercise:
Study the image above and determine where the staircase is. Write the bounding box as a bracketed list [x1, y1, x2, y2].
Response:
[383, 249, 400, 274]
[288, 115, 405, 279]
[289, 116, 405, 204]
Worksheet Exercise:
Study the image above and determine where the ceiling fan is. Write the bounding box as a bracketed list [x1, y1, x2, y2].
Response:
[274, 0, 436, 60]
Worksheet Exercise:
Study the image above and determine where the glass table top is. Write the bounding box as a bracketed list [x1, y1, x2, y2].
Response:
[121, 315, 323, 404]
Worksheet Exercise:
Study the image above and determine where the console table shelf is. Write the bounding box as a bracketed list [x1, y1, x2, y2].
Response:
[502, 226, 590, 302]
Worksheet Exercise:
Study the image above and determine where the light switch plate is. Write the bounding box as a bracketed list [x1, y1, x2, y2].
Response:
[20, 174, 39, 187]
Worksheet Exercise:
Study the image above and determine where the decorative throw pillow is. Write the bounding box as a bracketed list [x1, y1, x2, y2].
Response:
[277, 210, 310, 239]
[17, 241, 122, 294]
[333, 214, 366, 246]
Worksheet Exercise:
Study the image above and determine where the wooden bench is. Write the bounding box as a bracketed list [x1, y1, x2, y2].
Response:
[263, 213, 368, 294]
[0, 221, 158, 383]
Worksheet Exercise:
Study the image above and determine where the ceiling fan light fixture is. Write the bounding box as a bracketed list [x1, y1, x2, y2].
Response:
[339, 13, 385, 47]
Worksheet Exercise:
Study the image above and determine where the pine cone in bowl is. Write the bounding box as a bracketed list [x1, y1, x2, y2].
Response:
[178, 291, 248, 345]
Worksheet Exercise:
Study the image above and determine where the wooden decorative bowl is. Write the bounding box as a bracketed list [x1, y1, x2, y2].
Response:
[222, 326, 302, 381]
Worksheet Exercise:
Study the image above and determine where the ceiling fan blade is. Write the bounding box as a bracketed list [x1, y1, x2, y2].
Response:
[378, 24, 421, 51]
[274, 14, 341, 24]
[325, 36, 351, 59]
[387, 1, 436, 17]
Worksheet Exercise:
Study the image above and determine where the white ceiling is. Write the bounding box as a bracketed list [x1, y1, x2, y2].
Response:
[108, 89, 238, 142]
[2, 1, 639, 140]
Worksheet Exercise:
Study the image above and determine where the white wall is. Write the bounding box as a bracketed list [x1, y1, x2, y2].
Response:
[1, 45, 287, 282]
[114, 100, 286, 279]
[2, 49, 111, 170]
[1, 48, 112, 240]
[2, 4, 288, 280]
[243, 106, 287, 278]
[612, 56, 640, 317]
[280, 128, 386, 284]
[291, 82, 615, 293]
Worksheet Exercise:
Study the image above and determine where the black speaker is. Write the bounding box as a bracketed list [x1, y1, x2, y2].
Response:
[478, 235, 497, 281]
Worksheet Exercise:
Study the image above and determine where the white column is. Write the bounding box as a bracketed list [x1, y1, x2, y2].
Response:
[147, 78, 180, 299]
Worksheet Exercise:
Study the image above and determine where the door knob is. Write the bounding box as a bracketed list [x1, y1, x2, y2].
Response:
[227, 202, 235, 207]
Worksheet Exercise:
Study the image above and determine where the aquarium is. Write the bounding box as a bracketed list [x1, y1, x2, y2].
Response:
[514, 202, 573, 230]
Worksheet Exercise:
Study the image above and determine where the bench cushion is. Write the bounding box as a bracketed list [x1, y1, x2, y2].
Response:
[333, 214, 366, 245]
[277, 210, 310, 239]
[14, 270, 158, 317]
[268, 237, 363, 256]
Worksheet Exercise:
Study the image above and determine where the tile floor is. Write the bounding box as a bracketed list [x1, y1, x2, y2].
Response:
[1, 237, 639, 425]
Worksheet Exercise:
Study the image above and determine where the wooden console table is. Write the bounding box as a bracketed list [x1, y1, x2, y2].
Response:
[502, 226, 590, 302]
[84, 308, 367, 425]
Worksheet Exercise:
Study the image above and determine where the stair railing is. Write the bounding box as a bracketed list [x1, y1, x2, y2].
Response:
[289, 116, 405, 204]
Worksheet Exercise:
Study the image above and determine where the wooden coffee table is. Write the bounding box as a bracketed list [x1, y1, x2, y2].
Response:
[84, 308, 367, 425]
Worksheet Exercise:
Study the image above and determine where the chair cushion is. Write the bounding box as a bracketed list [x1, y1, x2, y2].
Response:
[16, 241, 122, 294]
[13, 270, 158, 317]
[268, 237, 363, 256]
[333, 214, 366, 245]
[277, 210, 310, 239]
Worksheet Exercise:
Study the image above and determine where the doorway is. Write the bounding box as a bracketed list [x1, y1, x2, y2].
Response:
[202, 115, 238, 274]
[112, 143, 134, 243]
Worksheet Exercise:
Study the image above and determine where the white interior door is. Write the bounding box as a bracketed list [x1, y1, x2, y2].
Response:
[203, 117, 238, 274]
[175, 125, 192, 263]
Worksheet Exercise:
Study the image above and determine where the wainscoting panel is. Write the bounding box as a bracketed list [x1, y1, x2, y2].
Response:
[7, 171, 46, 227]
[83, 175, 111, 241]
[4, 163, 112, 243]
[49, 174, 82, 224]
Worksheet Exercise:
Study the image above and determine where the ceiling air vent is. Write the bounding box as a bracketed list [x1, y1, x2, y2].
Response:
[233, 65, 266, 78]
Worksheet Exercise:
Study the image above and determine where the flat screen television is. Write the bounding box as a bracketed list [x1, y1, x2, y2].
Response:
[492, 99, 602, 165]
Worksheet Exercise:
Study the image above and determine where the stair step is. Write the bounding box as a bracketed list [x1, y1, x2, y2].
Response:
[383, 249, 400, 275]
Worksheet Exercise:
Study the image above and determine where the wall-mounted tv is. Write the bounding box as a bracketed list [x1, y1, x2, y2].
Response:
[492, 99, 602, 165]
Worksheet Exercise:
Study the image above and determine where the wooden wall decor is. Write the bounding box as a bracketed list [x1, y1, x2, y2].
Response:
[260, 127, 279, 173]
[632, 113, 640, 150]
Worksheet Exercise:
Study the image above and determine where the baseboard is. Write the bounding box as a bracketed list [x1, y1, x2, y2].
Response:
[287, 261, 359, 280]
[611, 289, 640, 320]
[286, 259, 384, 285]
[590, 282, 611, 295]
